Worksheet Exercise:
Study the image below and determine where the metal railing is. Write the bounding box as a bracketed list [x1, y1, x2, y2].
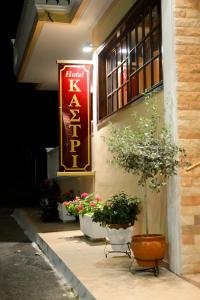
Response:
[45, 0, 70, 4]
[186, 161, 200, 172]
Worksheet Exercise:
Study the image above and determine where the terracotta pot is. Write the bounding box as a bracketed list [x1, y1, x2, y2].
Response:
[131, 234, 166, 267]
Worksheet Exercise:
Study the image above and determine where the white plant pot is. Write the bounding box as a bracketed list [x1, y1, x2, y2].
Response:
[79, 214, 106, 240]
[57, 202, 76, 222]
[106, 226, 133, 252]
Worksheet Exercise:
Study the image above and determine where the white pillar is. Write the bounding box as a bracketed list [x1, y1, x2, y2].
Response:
[161, 0, 182, 275]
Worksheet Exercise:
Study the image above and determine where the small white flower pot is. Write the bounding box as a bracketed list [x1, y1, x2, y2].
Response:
[57, 202, 76, 222]
[106, 226, 133, 252]
[79, 214, 106, 240]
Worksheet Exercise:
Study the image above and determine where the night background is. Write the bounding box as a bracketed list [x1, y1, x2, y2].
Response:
[1, 1, 58, 207]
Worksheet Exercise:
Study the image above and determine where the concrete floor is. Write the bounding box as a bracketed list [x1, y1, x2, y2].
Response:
[13, 207, 200, 300]
[0, 207, 77, 300]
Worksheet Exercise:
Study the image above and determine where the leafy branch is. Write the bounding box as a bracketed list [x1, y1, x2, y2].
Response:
[103, 91, 190, 233]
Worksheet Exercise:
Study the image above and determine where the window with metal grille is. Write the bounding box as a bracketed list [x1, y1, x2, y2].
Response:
[98, 0, 162, 121]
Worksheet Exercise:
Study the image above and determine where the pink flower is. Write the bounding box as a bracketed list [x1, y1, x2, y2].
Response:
[63, 201, 67, 206]
[75, 196, 79, 201]
[81, 192, 88, 199]
[95, 195, 102, 201]
[77, 204, 83, 211]
[90, 202, 96, 207]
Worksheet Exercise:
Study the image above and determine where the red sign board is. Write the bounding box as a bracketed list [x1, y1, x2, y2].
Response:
[58, 63, 91, 172]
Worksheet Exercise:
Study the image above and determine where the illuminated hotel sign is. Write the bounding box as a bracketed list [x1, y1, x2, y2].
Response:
[58, 62, 92, 172]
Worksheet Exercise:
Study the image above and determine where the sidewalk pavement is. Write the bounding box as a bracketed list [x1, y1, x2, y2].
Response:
[13, 207, 200, 300]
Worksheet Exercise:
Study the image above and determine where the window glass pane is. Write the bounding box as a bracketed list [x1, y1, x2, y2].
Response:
[117, 44, 121, 66]
[117, 67, 122, 88]
[130, 50, 136, 74]
[152, 29, 160, 57]
[112, 71, 117, 90]
[152, 5, 159, 28]
[131, 75, 137, 98]
[144, 37, 151, 62]
[111, 49, 116, 70]
[145, 63, 151, 90]
[122, 38, 127, 60]
[106, 56, 111, 74]
[118, 88, 122, 108]
[153, 57, 160, 85]
[138, 44, 143, 67]
[113, 92, 118, 112]
[137, 21, 143, 44]
[122, 63, 127, 84]
[144, 13, 150, 36]
[131, 28, 136, 49]
[123, 85, 128, 105]
[107, 76, 112, 94]
[107, 96, 112, 114]
[138, 69, 144, 94]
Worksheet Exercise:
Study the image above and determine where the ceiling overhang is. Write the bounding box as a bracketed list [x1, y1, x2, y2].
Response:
[14, 0, 114, 90]
[36, 0, 88, 24]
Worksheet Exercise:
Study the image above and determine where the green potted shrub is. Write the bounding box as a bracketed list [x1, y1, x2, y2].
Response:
[102, 90, 189, 271]
[92, 191, 141, 228]
[92, 191, 141, 253]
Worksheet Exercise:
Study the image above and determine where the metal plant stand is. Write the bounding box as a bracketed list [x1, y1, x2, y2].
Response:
[104, 240, 132, 258]
[129, 257, 162, 277]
